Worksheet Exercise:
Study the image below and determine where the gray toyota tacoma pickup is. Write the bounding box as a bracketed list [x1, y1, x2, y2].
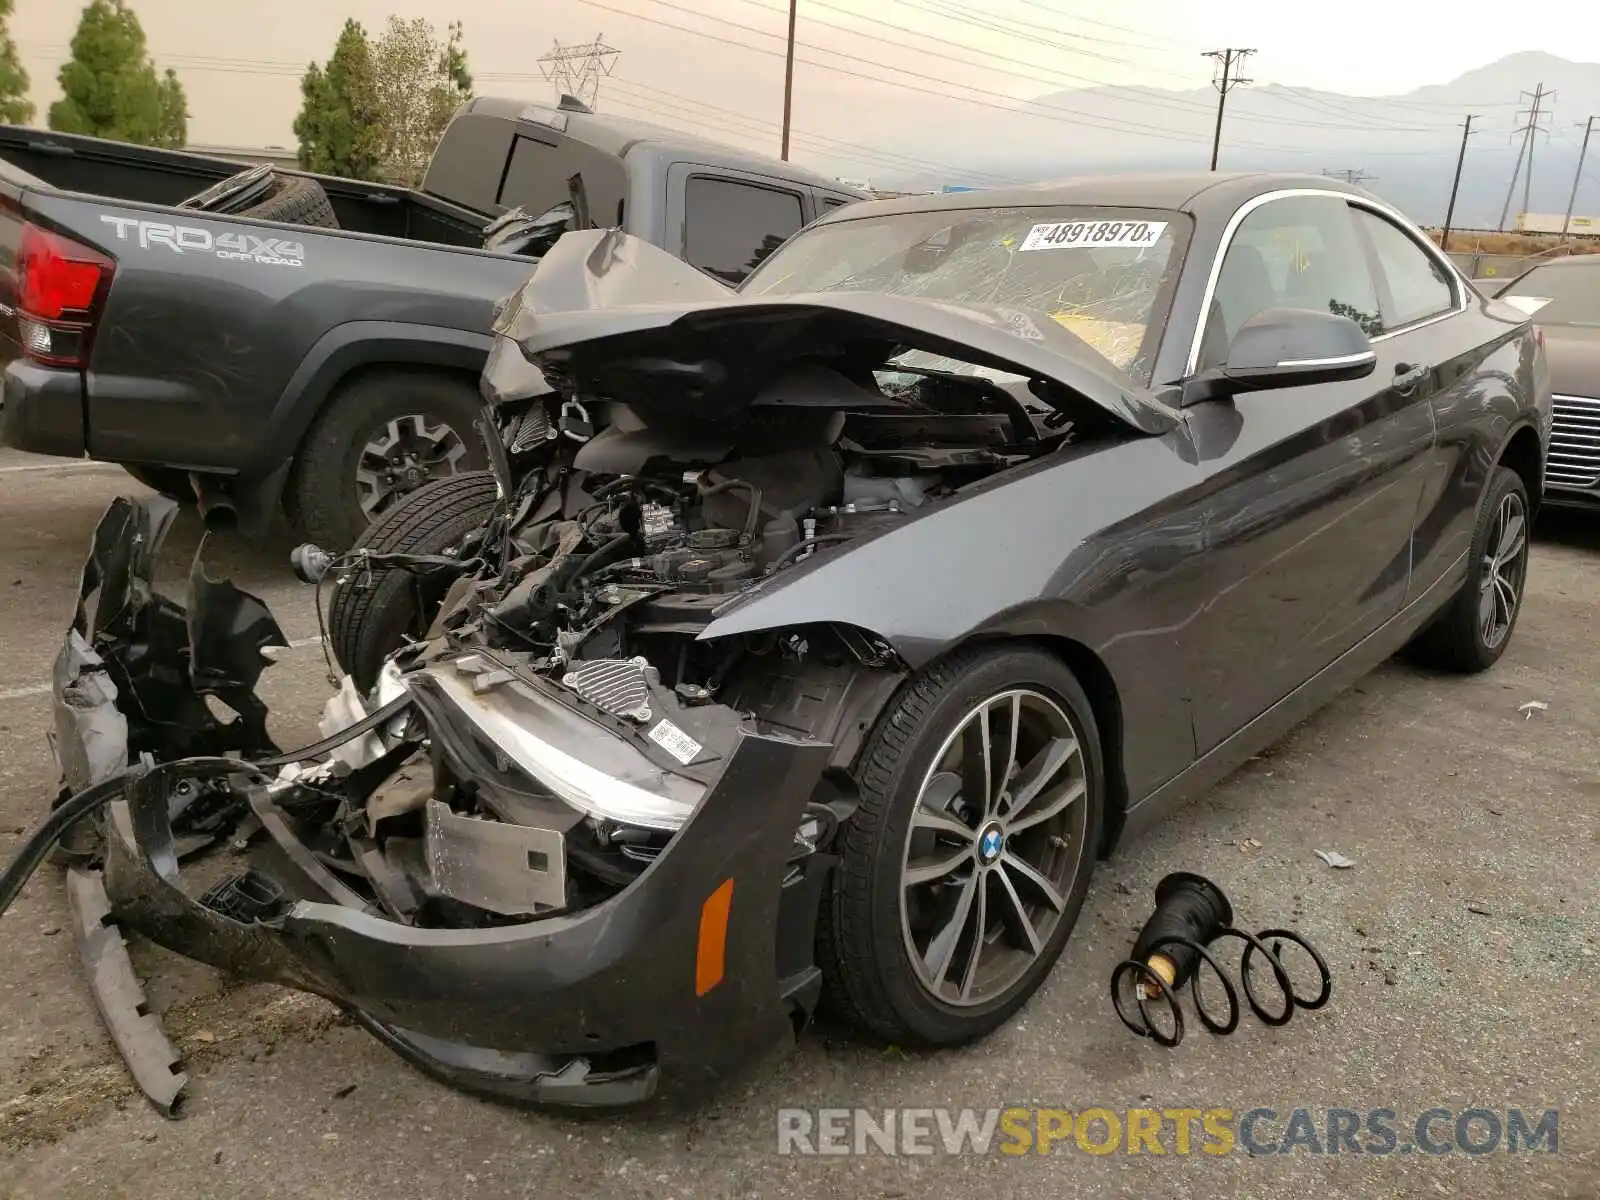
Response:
[0, 95, 864, 547]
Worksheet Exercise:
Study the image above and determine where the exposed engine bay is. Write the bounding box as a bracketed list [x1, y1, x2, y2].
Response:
[351, 356, 1082, 914]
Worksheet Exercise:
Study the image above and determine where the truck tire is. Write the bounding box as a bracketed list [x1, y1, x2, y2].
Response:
[327, 470, 499, 691]
[288, 369, 490, 551]
[241, 174, 340, 230]
[121, 465, 194, 502]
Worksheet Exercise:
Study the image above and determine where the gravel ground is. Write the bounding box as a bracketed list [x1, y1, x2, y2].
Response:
[0, 449, 1594, 1199]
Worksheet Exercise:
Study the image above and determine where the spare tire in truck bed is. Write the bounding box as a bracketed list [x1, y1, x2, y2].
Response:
[240, 174, 341, 230]
[326, 470, 500, 691]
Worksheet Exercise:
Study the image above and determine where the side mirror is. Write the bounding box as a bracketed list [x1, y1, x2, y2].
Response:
[1185, 308, 1376, 403]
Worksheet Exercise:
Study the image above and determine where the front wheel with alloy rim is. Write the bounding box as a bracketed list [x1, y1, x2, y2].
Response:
[819, 645, 1103, 1046]
[288, 370, 488, 551]
[1406, 464, 1532, 673]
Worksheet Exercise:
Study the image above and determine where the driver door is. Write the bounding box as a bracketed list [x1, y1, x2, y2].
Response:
[1181, 193, 1437, 755]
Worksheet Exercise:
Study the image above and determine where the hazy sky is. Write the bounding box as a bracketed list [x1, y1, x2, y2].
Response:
[13, 0, 1596, 179]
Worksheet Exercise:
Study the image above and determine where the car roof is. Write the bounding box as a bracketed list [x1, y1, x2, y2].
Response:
[462, 95, 868, 197]
[808, 171, 1372, 226]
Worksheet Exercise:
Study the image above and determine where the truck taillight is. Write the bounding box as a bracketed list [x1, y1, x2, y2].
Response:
[16, 223, 115, 367]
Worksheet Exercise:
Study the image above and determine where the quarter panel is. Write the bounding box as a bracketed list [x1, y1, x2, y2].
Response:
[1410, 307, 1543, 598]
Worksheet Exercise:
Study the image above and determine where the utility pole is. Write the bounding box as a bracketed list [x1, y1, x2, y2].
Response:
[1499, 83, 1553, 231]
[1562, 115, 1596, 236]
[1202, 48, 1254, 172]
[780, 0, 798, 160]
[1321, 168, 1376, 185]
[1440, 115, 1477, 252]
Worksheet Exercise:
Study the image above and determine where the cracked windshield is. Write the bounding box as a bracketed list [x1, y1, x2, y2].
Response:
[741, 206, 1187, 384]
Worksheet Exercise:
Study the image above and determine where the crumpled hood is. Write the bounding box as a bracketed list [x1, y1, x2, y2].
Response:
[490, 228, 1180, 436]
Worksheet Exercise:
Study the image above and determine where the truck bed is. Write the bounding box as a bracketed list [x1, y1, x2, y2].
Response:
[0, 127, 488, 248]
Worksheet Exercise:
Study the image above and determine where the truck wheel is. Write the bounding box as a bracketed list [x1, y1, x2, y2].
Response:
[327, 471, 499, 691]
[241, 175, 340, 230]
[121, 465, 194, 502]
[817, 645, 1103, 1046]
[288, 370, 489, 551]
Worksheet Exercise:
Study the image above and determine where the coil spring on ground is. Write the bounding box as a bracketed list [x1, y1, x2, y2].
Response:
[1110, 926, 1332, 1047]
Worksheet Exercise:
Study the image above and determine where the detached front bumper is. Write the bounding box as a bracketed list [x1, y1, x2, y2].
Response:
[97, 720, 834, 1109]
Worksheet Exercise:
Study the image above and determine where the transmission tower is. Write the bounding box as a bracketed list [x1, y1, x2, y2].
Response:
[1202, 48, 1254, 172]
[1498, 82, 1554, 231]
[538, 37, 620, 110]
[1322, 168, 1377, 185]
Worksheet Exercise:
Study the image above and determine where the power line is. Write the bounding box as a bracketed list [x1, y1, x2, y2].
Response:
[1278, 83, 1521, 114]
[605, 80, 1022, 183]
[1007, 0, 1198, 49]
[608, 76, 1026, 183]
[1204, 48, 1254, 171]
[564, 0, 1303, 150]
[909, 0, 1206, 76]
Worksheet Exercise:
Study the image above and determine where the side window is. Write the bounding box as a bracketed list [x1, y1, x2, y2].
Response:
[1354, 209, 1457, 330]
[684, 176, 805, 284]
[1201, 195, 1382, 369]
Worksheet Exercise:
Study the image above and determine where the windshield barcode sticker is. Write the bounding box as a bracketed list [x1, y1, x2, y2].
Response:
[1020, 220, 1167, 251]
[648, 718, 702, 765]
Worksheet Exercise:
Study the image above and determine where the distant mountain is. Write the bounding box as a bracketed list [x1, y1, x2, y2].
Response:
[871, 51, 1600, 228]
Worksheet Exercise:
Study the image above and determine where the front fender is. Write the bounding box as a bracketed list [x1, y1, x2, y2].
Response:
[698, 442, 1196, 668]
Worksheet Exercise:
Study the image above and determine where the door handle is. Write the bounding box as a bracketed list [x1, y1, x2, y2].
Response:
[1393, 362, 1431, 392]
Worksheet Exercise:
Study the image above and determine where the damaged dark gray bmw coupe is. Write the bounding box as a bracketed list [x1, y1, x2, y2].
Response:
[15, 173, 1550, 1112]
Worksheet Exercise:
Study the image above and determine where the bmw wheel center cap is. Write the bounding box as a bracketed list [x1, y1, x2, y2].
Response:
[978, 823, 1005, 865]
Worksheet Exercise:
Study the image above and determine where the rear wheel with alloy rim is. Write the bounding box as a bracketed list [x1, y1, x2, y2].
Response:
[1405, 464, 1532, 673]
[819, 645, 1104, 1045]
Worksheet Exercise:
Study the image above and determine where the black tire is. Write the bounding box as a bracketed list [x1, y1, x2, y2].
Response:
[327, 470, 499, 691]
[1406, 464, 1532, 673]
[121, 465, 194, 501]
[818, 644, 1104, 1047]
[240, 174, 340, 230]
[287, 370, 489, 552]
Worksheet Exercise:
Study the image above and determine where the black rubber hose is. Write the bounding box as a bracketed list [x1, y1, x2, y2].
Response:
[0, 776, 128, 918]
[0, 756, 271, 920]
[766, 533, 855, 574]
[0, 696, 413, 922]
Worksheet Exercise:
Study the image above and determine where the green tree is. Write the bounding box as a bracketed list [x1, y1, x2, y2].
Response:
[293, 19, 383, 180]
[371, 16, 474, 185]
[48, 0, 187, 146]
[0, 0, 34, 125]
